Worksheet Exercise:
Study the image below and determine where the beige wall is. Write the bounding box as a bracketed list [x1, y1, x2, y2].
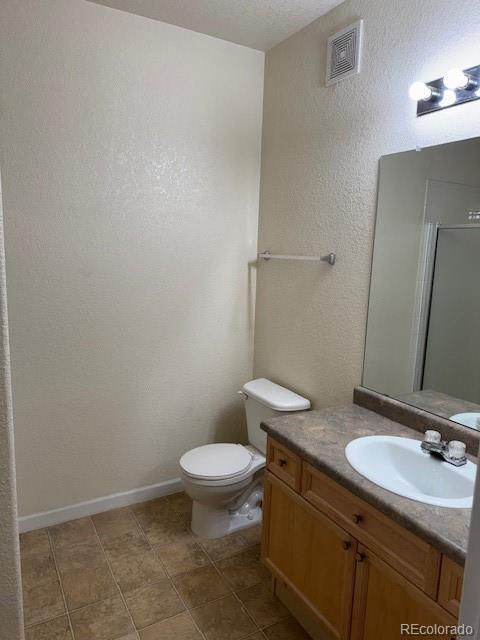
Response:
[254, 0, 480, 408]
[0, 0, 264, 516]
[0, 179, 23, 639]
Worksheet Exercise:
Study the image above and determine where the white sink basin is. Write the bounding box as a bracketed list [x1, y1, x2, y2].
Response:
[345, 435, 476, 508]
[450, 412, 480, 429]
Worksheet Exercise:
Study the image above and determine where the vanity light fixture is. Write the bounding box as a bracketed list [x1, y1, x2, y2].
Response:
[408, 81, 437, 102]
[438, 89, 456, 108]
[443, 67, 475, 90]
[409, 63, 480, 116]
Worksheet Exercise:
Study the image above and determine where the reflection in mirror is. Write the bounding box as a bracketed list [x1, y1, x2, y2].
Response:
[363, 137, 480, 431]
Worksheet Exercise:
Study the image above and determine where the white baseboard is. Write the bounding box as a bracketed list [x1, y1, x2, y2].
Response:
[18, 477, 183, 533]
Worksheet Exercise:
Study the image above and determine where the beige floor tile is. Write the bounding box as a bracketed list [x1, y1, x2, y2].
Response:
[241, 525, 262, 547]
[197, 531, 249, 561]
[263, 618, 311, 639]
[61, 564, 118, 611]
[132, 498, 180, 528]
[216, 545, 269, 591]
[54, 537, 118, 610]
[139, 611, 202, 640]
[236, 581, 289, 628]
[92, 508, 140, 541]
[124, 577, 185, 629]
[70, 595, 134, 640]
[49, 517, 97, 549]
[55, 539, 105, 574]
[246, 634, 265, 640]
[172, 565, 230, 608]
[190, 594, 256, 640]
[103, 529, 150, 561]
[25, 615, 72, 640]
[20, 529, 51, 557]
[142, 519, 193, 546]
[23, 579, 65, 626]
[168, 492, 193, 519]
[157, 540, 210, 576]
[21, 550, 58, 589]
[109, 547, 167, 593]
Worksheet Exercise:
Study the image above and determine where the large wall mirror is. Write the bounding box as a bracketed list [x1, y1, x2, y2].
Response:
[364, 136, 480, 430]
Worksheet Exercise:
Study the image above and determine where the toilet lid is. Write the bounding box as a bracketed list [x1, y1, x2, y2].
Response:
[180, 443, 253, 480]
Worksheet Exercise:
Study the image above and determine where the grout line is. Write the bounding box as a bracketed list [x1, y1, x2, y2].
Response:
[23, 611, 70, 630]
[231, 590, 263, 635]
[90, 517, 141, 640]
[28, 496, 267, 640]
[128, 503, 208, 640]
[193, 529, 263, 636]
[46, 529, 77, 640]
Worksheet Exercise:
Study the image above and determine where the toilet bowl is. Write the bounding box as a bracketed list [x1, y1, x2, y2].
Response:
[180, 378, 310, 538]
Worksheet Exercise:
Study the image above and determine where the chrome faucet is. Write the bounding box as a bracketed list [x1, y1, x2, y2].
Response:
[421, 430, 467, 466]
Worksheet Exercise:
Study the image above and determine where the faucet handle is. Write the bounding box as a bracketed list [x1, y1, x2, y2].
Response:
[448, 440, 466, 461]
[424, 430, 441, 444]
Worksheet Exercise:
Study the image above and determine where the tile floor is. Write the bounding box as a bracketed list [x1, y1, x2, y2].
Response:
[20, 492, 311, 640]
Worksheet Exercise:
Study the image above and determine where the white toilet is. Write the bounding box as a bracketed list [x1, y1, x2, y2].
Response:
[180, 378, 310, 538]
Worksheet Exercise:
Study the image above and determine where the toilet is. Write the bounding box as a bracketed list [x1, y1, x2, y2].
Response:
[180, 378, 310, 538]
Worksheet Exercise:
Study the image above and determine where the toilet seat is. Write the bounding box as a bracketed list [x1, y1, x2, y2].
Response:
[180, 443, 253, 482]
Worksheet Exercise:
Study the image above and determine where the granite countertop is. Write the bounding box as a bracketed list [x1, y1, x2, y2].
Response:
[397, 389, 480, 422]
[261, 403, 472, 566]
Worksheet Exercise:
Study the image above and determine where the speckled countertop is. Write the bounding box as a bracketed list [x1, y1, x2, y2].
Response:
[397, 389, 480, 422]
[261, 403, 472, 566]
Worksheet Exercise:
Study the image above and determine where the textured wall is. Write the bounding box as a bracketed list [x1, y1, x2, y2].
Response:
[0, 0, 264, 516]
[254, 0, 480, 408]
[0, 179, 23, 639]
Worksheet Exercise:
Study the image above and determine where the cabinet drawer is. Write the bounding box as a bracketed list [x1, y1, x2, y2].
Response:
[302, 463, 441, 597]
[438, 556, 463, 617]
[267, 437, 302, 491]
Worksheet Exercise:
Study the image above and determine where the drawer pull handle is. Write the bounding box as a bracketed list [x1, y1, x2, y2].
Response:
[355, 552, 366, 563]
[352, 513, 363, 524]
[342, 541, 351, 551]
[278, 458, 287, 467]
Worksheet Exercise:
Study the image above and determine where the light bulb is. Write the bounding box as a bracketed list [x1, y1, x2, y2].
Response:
[443, 67, 469, 90]
[439, 89, 456, 107]
[409, 81, 432, 101]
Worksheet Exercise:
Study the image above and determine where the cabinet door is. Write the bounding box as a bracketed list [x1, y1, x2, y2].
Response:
[438, 556, 464, 618]
[262, 471, 356, 640]
[351, 545, 457, 640]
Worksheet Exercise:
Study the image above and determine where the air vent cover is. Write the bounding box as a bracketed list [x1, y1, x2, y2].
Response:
[326, 20, 363, 86]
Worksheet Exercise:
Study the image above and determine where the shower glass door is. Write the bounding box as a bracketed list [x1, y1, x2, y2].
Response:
[422, 227, 480, 404]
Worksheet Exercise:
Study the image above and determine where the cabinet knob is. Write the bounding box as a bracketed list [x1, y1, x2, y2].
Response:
[355, 552, 366, 563]
[341, 541, 351, 551]
[352, 513, 363, 524]
[278, 458, 287, 467]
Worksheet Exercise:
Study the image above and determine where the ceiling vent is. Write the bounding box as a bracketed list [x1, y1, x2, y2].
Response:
[326, 20, 363, 86]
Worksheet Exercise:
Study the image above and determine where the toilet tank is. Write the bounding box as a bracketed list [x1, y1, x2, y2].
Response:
[242, 378, 310, 454]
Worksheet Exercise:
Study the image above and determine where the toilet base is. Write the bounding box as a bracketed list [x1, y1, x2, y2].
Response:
[191, 480, 263, 539]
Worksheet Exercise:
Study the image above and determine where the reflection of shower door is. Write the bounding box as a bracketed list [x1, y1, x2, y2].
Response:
[422, 227, 480, 403]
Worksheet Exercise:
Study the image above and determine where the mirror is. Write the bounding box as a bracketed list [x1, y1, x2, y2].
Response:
[363, 137, 480, 430]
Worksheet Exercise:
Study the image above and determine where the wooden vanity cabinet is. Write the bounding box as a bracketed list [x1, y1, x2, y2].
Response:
[262, 437, 464, 640]
[263, 471, 356, 640]
[438, 556, 464, 618]
[301, 462, 441, 596]
[351, 546, 456, 640]
[266, 437, 302, 491]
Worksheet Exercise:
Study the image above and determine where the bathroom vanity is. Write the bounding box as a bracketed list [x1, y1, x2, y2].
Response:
[260, 396, 474, 640]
